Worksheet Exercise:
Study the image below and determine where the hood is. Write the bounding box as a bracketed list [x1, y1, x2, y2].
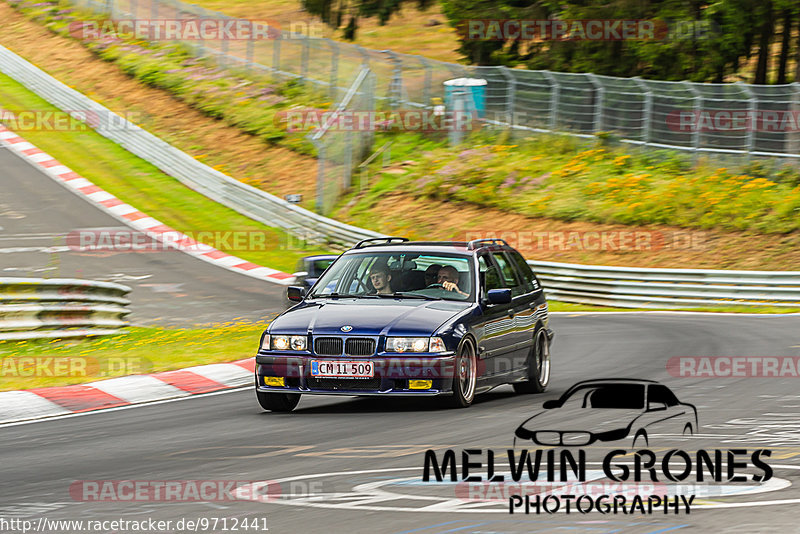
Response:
[270, 299, 471, 336]
[517, 406, 643, 435]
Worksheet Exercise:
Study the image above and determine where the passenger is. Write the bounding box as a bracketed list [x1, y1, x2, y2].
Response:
[369, 264, 393, 294]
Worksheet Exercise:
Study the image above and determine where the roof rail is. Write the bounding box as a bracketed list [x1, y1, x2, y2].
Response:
[466, 238, 509, 250]
[353, 237, 409, 249]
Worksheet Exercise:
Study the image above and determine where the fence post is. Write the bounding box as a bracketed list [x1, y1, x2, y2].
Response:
[344, 130, 354, 189]
[632, 77, 652, 146]
[449, 90, 466, 147]
[684, 81, 702, 156]
[418, 56, 432, 109]
[499, 67, 516, 129]
[327, 39, 339, 102]
[585, 73, 603, 133]
[790, 83, 800, 156]
[272, 32, 282, 82]
[310, 137, 325, 213]
[219, 14, 229, 67]
[736, 81, 756, 159]
[354, 44, 370, 67]
[301, 34, 310, 82]
[541, 70, 559, 131]
[246, 35, 254, 71]
[382, 50, 403, 109]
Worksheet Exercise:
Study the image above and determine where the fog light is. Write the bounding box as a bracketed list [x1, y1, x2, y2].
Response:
[409, 379, 432, 390]
[264, 376, 285, 387]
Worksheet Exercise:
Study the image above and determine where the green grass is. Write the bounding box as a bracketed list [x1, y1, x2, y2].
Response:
[0, 72, 329, 272]
[0, 322, 265, 391]
[358, 131, 800, 234]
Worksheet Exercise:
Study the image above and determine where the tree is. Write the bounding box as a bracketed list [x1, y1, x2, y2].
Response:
[777, 8, 792, 84]
[753, 0, 774, 84]
[302, 0, 434, 40]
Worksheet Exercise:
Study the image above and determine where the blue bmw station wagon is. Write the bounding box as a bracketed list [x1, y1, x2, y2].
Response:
[255, 237, 554, 411]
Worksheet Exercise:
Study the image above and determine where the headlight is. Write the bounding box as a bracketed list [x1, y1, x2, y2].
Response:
[290, 336, 307, 350]
[270, 335, 307, 351]
[386, 337, 432, 353]
[260, 334, 270, 351]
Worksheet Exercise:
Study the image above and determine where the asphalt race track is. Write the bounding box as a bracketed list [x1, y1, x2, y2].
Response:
[0, 148, 287, 326]
[2, 313, 800, 533]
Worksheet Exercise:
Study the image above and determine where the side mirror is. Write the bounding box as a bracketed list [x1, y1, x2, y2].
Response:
[287, 286, 306, 302]
[291, 271, 309, 279]
[542, 400, 560, 409]
[487, 288, 512, 305]
[647, 401, 667, 412]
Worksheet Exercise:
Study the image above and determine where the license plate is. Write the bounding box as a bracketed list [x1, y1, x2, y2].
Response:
[311, 360, 374, 378]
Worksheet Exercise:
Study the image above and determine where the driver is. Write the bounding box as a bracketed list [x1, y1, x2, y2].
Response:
[437, 265, 469, 297]
[369, 264, 393, 294]
[424, 264, 442, 287]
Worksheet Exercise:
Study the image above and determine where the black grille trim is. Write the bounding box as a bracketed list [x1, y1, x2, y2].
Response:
[345, 337, 376, 357]
[314, 337, 344, 356]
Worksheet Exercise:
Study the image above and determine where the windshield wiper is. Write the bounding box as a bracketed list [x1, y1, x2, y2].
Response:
[311, 292, 378, 299]
[376, 292, 442, 300]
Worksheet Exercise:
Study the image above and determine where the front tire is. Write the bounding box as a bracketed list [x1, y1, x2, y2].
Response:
[513, 328, 551, 394]
[447, 339, 477, 408]
[256, 390, 301, 412]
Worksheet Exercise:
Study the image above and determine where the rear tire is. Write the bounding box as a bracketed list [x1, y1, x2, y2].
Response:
[513, 328, 550, 394]
[256, 390, 301, 412]
[447, 339, 477, 408]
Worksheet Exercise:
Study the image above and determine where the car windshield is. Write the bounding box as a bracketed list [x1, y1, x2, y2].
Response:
[310, 258, 334, 276]
[561, 384, 646, 410]
[308, 251, 474, 301]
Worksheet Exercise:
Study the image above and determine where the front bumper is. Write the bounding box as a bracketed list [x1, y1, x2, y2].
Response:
[255, 352, 457, 396]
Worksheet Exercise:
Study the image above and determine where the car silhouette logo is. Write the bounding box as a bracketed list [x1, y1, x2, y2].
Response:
[514, 379, 698, 448]
[340, 325, 353, 332]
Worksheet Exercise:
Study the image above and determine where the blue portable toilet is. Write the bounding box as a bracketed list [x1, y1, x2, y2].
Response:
[443, 78, 487, 118]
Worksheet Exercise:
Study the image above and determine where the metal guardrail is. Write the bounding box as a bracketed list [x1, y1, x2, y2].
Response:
[0, 278, 132, 340]
[528, 261, 800, 309]
[0, 45, 382, 247]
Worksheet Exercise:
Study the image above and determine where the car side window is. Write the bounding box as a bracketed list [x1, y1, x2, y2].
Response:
[491, 252, 524, 297]
[648, 385, 679, 406]
[478, 255, 503, 299]
[507, 250, 539, 292]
